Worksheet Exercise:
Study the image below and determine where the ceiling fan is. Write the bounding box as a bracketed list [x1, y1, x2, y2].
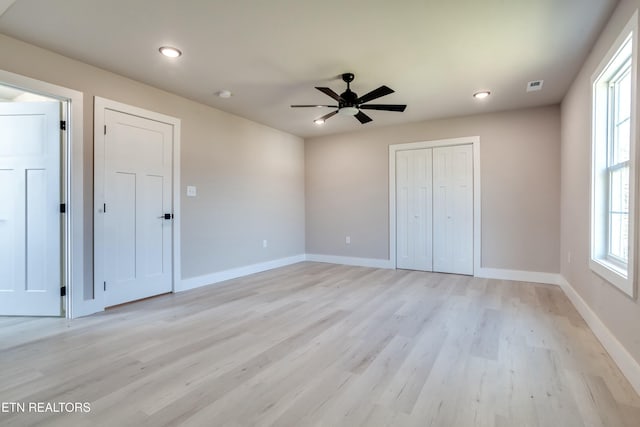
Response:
[291, 73, 407, 124]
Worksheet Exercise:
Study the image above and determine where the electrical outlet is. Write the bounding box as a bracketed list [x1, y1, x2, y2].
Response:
[186, 186, 197, 197]
[346, 236, 351, 245]
[263, 240, 268, 248]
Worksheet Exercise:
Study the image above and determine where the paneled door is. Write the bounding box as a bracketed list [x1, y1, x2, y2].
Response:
[396, 149, 433, 271]
[433, 144, 473, 275]
[0, 101, 61, 316]
[103, 109, 173, 306]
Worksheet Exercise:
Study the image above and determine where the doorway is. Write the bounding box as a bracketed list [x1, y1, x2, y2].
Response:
[0, 88, 63, 315]
[389, 137, 481, 275]
[0, 70, 85, 318]
[94, 97, 181, 308]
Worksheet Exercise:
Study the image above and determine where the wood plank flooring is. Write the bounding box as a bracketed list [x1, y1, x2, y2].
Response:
[1, 262, 639, 426]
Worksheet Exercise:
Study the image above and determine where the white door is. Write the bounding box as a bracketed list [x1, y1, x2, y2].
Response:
[0, 102, 61, 316]
[396, 148, 433, 271]
[103, 109, 173, 306]
[433, 144, 473, 275]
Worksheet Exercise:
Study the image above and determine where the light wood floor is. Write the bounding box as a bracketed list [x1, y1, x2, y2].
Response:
[1, 262, 639, 426]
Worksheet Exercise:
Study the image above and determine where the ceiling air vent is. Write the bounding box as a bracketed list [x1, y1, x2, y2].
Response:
[526, 80, 543, 92]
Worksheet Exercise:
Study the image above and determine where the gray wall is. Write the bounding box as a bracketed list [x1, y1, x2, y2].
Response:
[0, 34, 306, 289]
[0, 31, 563, 294]
[561, 0, 640, 364]
[305, 105, 561, 273]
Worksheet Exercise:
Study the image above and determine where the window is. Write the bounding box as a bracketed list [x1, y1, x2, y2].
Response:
[591, 12, 637, 297]
[607, 58, 631, 265]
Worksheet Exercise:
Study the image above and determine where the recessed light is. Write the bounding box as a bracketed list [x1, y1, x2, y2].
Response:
[473, 91, 491, 99]
[216, 90, 232, 98]
[314, 119, 325, 125]
[159, 46, 182, 58]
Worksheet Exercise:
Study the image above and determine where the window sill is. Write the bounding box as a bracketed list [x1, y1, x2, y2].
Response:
[589, 257, 634, 297]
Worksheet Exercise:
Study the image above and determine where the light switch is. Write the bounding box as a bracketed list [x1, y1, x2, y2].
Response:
[187, 186, 197, 197]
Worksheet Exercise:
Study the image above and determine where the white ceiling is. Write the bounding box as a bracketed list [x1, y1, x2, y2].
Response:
[0, 0, 617, 138]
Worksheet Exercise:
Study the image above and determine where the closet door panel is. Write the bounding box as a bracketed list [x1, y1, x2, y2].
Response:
[396, 149, 432, 271]
[433, 145, 473, 275]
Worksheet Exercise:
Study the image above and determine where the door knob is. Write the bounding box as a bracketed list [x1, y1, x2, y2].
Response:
[158, 213, 173, 220]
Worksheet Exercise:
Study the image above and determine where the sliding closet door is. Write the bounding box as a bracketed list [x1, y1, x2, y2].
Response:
[433, 144, 473, 275]
[396, 149, 433, 271]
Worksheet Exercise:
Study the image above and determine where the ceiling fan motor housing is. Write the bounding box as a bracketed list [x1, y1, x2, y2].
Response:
[340, 73, 358, 108]
[339, 90, 358, 107]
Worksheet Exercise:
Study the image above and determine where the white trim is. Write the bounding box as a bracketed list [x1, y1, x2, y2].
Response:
[0, 69, 85, 319]
[389, 136, 482, 273]
[589, 11, 638, 298]
[475, 267, 561, 286]
[179, 255, 560, 292]
[305, 254, 394, 269]
[178, 255, 307, 292]
[303, 256, 560, 284]
[303, 256, 560, 285]
[559, 276, 640, 395]
[94, 97, 181, 311]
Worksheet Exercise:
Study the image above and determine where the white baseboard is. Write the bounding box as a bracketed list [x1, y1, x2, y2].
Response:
[475, 267, 562, 285]
[303, 258, 560, 285]
[305, 254, 394, 269]
[559, 276, 640, 396]
[178, 254, 306, 292]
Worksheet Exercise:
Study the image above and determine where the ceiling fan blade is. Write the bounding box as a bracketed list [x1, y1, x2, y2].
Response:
[356, 85, 394, 104]
[316, 87, 344, 102]
[291, 104, 337, 108]
[355, 111, 373, 124]
[359, 104, 407, 112]
[318, 110, 339, 121]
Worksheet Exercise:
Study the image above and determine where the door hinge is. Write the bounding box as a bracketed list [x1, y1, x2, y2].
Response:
[103, 203, 107, 213]
[104, 281, 106, 291]
[60, 203, 66, 213]
[60, 120, 66, 131]
[104, 125, 106, 135]
[60, 286, 66, 297]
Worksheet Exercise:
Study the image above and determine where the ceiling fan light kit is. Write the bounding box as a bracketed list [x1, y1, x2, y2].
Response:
[291, 73, 407, 125]
[338, 106, 359, 116]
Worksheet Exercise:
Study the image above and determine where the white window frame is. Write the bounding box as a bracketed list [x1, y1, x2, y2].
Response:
[590, 11, 638, 298]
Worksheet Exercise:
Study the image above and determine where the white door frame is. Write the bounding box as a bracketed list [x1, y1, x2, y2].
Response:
[94, 97, 181, 309]
[0, 69, 85, 318]
[389, 136, 481, 274]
